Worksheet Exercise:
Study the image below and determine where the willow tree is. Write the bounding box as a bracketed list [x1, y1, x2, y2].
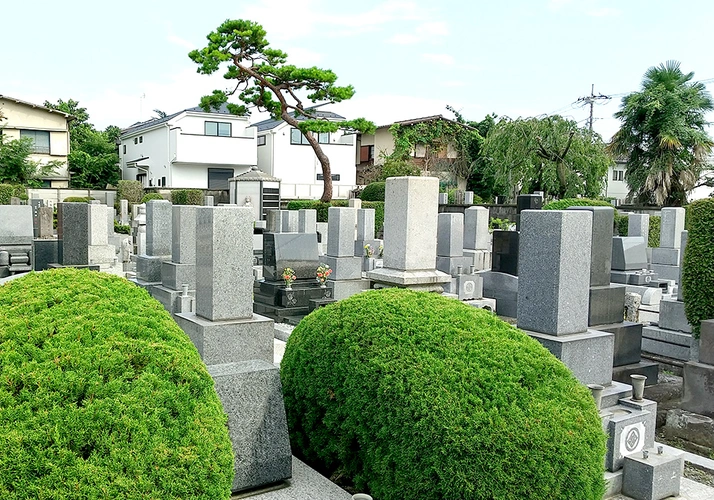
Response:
[189, 19, 375, 202]
[482, 115, 612, 200]
[609, 60, 714, 206]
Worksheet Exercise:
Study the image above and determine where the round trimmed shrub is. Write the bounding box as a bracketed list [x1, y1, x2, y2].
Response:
[141, 192, 165, 203]
[683, 198, 714, 337]
[359, 181, 386, 201]
[542, 198, 613, 210]
[171, 189, 204, 206]
[0, 269, 233, 499]
[281, 289, 606, 500]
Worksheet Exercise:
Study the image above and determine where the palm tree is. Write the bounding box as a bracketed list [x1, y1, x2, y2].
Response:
[609, 60, 714, 206]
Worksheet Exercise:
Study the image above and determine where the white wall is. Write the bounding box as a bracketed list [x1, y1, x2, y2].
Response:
[120, 124, 168, 187]
[171, 164, 251, 189]
[604, 162, 629, 202]
[175, 134, 256, 166]
[257, 133, 274, 176]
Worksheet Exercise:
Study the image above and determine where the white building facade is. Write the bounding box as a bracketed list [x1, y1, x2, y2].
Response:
[254, 109, 357, 199]
[119, 105, 256, 189]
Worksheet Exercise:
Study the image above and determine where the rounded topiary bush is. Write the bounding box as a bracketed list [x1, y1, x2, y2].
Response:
[683, 198, 714, 337]
[359, 181, 386, 201]
[281, 289, 606, 500]
[0, 268, 233, 499]
[141, 192, 165, 203]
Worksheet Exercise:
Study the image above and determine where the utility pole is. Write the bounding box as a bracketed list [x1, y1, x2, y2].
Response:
[575, 85, 610, 132]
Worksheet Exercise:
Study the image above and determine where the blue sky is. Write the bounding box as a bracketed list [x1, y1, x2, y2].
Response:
[3, 0, 714, 141]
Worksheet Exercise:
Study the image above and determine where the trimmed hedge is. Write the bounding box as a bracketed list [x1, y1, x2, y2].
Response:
[281, 289, 607, 500]
[614, 213, 629, 236]
[0, 184, 27, 204]
[171, 189, 204, 206]
[286, 200, 385, 235]
[114, 221, 131, 234]
[62, 196, 95, 203]
[682, 198, 714, 337]
[542, 198, 614, 211]
[116, 180, 144, 206]
[141, 193, 165, 203]
[359, 182, 385, 202]
[0, 269, 234, 499]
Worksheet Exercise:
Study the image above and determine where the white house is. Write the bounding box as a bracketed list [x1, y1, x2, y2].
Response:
[0, 95, 73, 188]
[603, 159, 629, 204]
[253, 108, 357, 199]
[119, 104, 256, 189]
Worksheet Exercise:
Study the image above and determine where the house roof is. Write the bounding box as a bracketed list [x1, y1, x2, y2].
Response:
[252, 106, 346, 132]
[375, 114, 474, 130]
[0, 94, 75, 120]
[120, 103, 242, 137]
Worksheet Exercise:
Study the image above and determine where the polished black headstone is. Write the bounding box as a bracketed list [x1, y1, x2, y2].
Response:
[491, 230, 519, 276]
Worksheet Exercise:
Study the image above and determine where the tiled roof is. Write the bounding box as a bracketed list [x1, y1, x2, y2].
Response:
[252, 107, 346, 132]
[0, 94, 74, 120]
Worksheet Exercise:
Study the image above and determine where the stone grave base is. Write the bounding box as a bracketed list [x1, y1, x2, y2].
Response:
[174, 312, 273, 365]
[659, 298, 692, 333]
[320, 255, 362, 280]
[128, 277, 161, 292]
[367, 268, 450, 293]
[597, 321, 643, 367]
[604, 400, 656, 472]
[649, 263, 680, 282]
[526, 329, 615, 386]
[613, 362, 660, 387]
[588, 284, 626, 326]
[151, 285, 194, 315]
[480, 270, 518, 318]
[207, 360, 292, 493]
[327, 278, 370, 301]
[601, 381, 634, 409]
[32, 239, 59, 271]
[161, 261, 195, 290]
[642, 325, 695, 362]
[682, 362, 714, 418]
[136, 254, 170, 283]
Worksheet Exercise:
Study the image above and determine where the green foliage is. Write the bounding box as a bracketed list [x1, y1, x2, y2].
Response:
[609, 61, 714, 206]
[141, 193, 165, 203]
[44, 99, 121, 189]
[117, 180, 145, 206]
[0, 135, 58, 187]
[359, 182, 385, 202]
[614, 213, 629, 236]
[286, 200, 384, 234]
[0, 269, 233, 498]
[0, 184, 27, 204]
[189, 19, 375, 202]
[171, 189, 204, 206]
[489, 217, 513, 231]
[483, 115, 612, 200]
[648, 215, 661, 248]
[682, 199, 714, 337]
[378, 154, 421, 181]
[281, 289, 606, 500]
[542, 198, 615, 211]
[62, 196, 95, 203]
[114, 221, 131, 234]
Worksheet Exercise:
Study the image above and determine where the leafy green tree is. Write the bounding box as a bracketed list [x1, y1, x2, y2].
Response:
[609, 61, 714, 206]
[482, 115, 612, 200]
[189, 19, 375, 202]
[0, 135, 59, 187]
[44, 99, 121, 188]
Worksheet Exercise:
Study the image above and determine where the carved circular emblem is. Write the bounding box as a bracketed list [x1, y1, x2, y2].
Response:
[625, 427, 641, 452]
[464, 281, 475, 294]
[645, 276, 652, 283]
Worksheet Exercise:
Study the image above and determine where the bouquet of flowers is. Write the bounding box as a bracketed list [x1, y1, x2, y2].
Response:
[282, 267, 296, 289]
[364, 243, 374, 258]
[379, 244, 384, 258]
[315, 263, 333, 286]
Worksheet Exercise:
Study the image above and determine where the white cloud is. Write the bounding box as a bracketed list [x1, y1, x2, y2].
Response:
[167, 34, 195, 51]
[422, 53, 455, 66]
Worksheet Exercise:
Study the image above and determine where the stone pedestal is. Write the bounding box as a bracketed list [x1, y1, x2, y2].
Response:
[480, 270, 518, 317]
[207, 360, 292, 493]
[622, 447, 683, 500]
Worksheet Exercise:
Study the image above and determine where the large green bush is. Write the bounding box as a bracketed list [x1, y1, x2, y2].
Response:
[171, 189, 204, 205]
[286, 199, 385, 234]
[281, 289, 606, 500]
[359, 182, 385, 202]
[0, 269, 233, 499]
[116, 180, 144, 206]
[542, 198, 614, 210]
[141, 192, 165, 204]
[62, 196, 95, 203]
[0, 184, 28, 204]
[683, 198, 714, 337]
[612, 214, 660, 247]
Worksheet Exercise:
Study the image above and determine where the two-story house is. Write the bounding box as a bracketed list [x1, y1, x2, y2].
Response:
[119, 104, 256, 189]
[0, 95, 72, 187]
[253, 108, 357, 199]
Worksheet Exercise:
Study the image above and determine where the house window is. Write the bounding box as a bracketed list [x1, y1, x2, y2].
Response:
[360, 145, 374, 162]
[123, 145, 126, 154]
[161, 176, 166, 187]
[20, 130, 50, 154]
[316, 173, 340, 181]
[205, 121, 231, 137]
[257, 135, 266, 146]
[208, 168, 234, 189]
[139, 136, 143, 143]
[290, 128, 329, 145]
[612, 170, 624, 182]
[134, 138, 138, 144]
